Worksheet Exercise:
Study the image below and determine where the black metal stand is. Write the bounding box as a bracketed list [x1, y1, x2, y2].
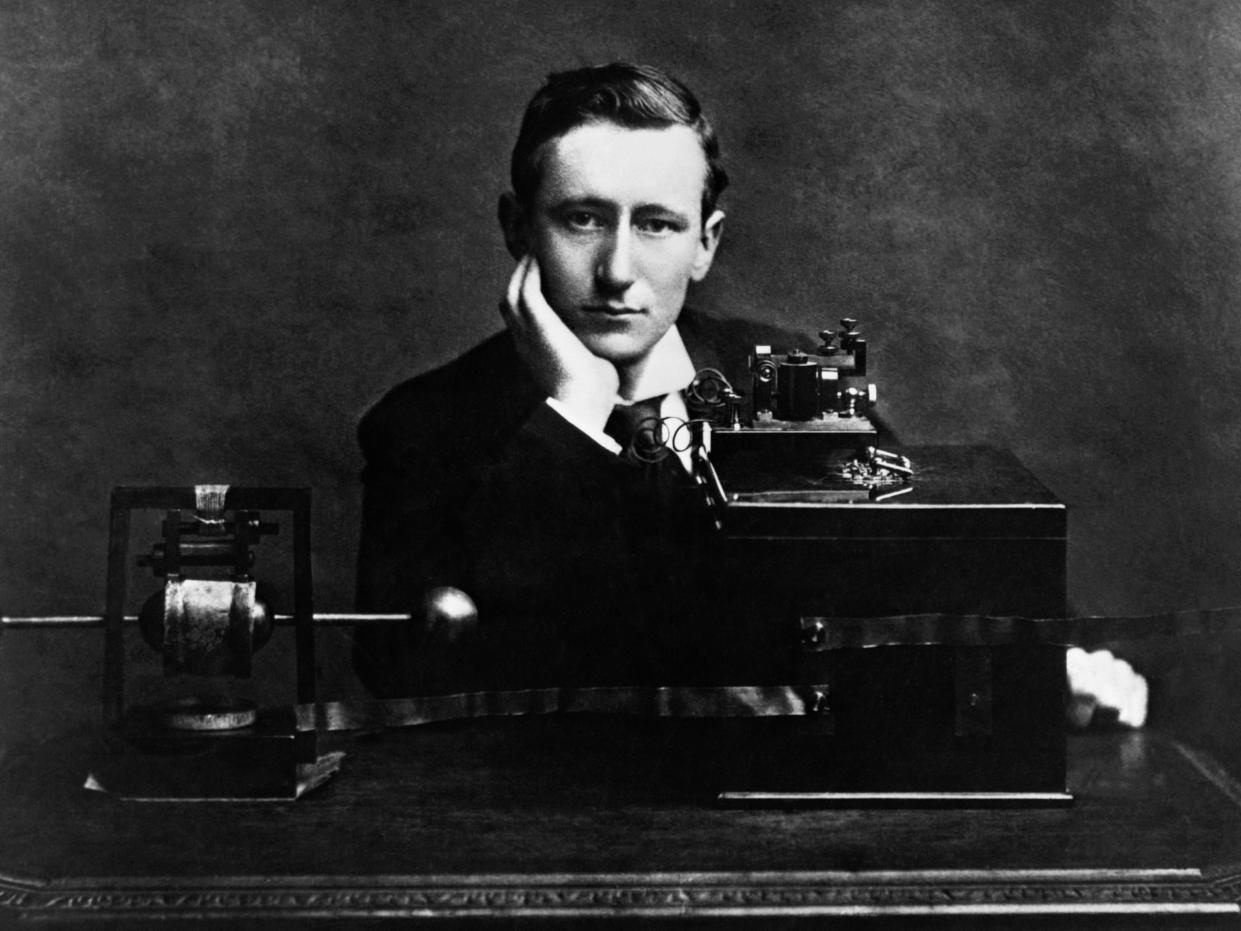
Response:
[99, 486, 321, 799]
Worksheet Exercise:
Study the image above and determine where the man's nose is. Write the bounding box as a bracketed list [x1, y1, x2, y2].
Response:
[595, 228, 636, 292]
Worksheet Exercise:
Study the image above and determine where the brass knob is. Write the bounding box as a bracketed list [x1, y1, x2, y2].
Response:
[420, 586, 479, 645]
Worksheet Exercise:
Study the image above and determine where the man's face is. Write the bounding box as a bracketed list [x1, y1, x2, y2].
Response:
[521, 122, 723, 364]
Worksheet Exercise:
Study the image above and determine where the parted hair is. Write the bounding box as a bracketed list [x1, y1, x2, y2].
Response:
[510, 62, 728, 224]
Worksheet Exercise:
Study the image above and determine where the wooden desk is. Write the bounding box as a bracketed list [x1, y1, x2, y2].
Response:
[1, 718, 1240, 927]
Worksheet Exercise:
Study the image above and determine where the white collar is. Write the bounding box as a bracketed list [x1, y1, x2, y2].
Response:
[617, 325, 695, 403]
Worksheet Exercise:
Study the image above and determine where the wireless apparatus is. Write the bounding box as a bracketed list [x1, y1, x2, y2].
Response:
[3, 327, 1223, 811]
[95, 485, 332, 800]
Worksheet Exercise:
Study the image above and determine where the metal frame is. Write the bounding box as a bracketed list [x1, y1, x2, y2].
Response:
[102, 486, 315, 727]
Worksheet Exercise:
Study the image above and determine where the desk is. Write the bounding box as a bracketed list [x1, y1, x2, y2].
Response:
[1, 718, 1240, 927]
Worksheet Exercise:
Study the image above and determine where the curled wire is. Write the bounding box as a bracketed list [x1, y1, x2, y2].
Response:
[621, 369, 738, 464]
[686, 368, 734, 412]
[627, 414, 673, 464]
[669, 417, 716, 454]
[626, 415, 723, 463]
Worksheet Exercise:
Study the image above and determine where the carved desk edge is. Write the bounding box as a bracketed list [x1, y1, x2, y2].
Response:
[1, 867, 1240, 921]
[4, 732, 1241, 922]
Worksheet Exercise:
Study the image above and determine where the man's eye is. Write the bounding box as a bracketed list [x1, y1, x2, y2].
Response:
[637, 218, 682, 235]
[565, 211, 604, 230]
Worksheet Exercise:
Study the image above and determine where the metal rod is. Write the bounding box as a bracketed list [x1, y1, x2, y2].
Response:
[2, 616, 130, 628]
[292, 613, 412, 624]
[1, 613, 414, 628]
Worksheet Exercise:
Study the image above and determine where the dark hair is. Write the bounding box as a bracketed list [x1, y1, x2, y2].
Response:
[510, 62, 728, 224]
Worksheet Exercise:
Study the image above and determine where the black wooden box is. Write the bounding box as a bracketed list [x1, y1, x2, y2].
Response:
[705, 445, 1068, 803]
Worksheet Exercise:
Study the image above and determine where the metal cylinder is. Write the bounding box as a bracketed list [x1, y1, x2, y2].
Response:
[777, 353, 820, 421]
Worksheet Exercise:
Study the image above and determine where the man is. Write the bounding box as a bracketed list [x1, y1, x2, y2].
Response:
[352, 62, 1145, 726]
[354, 63, 798, 696]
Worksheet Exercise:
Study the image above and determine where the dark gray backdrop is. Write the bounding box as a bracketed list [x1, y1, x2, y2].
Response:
[3, 0, 1240, 750]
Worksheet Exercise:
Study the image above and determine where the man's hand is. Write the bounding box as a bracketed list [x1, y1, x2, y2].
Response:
[1066, 647, 1148, 729]
[500, 255, 619, 430]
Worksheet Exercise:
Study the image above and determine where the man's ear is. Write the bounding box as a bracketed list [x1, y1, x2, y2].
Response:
[690, 209, 725, 282]
[498, 192, 529, 261]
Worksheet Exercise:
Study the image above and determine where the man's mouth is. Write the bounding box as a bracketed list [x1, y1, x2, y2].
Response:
[584, 304, 642, 317]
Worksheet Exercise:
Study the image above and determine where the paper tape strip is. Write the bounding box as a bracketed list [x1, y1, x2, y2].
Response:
[293, 684, 825, 733]
[798, 606, 1241, 651]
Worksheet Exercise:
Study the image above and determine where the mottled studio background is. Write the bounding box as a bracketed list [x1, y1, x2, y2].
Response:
[3, 1, 1241, 759]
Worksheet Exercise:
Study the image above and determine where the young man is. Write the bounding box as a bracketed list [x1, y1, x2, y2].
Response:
[352, 62, 1144, 725]
[353, 63, 796, 696]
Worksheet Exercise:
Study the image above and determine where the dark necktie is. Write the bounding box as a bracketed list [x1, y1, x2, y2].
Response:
[603, 393, 697, 528]
[604, 395, 669, 465]
[601, 394, 711, 682]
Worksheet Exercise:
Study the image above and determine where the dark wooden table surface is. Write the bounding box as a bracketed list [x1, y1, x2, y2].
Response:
[2, 717, 1241, 928]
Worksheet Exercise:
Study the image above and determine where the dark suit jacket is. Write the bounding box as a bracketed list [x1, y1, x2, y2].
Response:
[352, 310, 818, 696]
